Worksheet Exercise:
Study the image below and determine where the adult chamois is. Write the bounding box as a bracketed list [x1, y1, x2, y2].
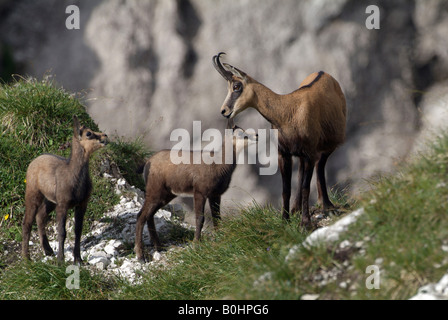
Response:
[22, 116, 108, 264]
[135, 123, 258, 262]
[213, 52, 346, 228]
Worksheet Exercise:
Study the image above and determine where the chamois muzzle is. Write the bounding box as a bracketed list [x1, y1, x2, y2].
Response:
[100, 133, 108, 146]
[213, 52, 233, 81]
[221, 106, 234, 119]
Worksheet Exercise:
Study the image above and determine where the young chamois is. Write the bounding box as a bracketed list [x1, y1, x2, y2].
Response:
[135, 123, 258, 262]
[213, 52, 347, 228]
[22, 116, 108, 264]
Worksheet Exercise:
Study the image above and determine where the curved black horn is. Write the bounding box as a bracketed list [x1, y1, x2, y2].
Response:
[213, 52, 233, 81]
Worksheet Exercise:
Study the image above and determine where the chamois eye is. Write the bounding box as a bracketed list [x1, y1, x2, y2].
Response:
[86, 131, 92, 137]
[233, 82, 242, 92]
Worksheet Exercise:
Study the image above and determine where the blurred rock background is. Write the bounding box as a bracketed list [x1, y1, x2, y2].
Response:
[1, 0, 447, 212]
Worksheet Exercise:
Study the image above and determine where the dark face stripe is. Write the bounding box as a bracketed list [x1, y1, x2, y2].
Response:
[226, 81, 243, 110]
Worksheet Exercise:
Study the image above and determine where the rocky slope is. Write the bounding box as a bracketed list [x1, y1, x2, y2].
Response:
[1, 0, 448, 209]
[24, 174, 192, 284]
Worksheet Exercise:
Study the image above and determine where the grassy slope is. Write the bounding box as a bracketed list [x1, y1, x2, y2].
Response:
[0, 77, 149, 263]
[120, 133, 448, 300]
[1, 77, 448, 300]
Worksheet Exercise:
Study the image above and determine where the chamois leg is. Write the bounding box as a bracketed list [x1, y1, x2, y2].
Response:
[147, 193, 174, 252]
[36, 199, 56, 256]
[193, 192, 207, 241]
[208, 195, 221, 229]
[55, 204, 68, 263]
[22, 192, 44, 260]
[135, 200, 162, 262]
[301, 157, 315, 228]
[73, 201, 87, 265]
[316, 152, 335, 211]
[278, 153, 292, 220]
[291, 157, 305, 214]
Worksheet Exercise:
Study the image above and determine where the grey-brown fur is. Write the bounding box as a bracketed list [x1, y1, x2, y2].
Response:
[21, 116, 108, 264]
[135, 125, 257, 262]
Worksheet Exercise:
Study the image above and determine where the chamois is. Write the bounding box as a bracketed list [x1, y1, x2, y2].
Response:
[22, 116, 108, 264]
[135, 123, 258, 262]
[213, 52, 346, 228]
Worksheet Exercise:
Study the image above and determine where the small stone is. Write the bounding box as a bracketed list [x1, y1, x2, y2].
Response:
[301, 294, 320, 300]
[125, 202, 135, 210]
[88, 256, 110, 269]
[153, 251, 162, 261]
[434, 275, 448, 293]
[339, 240, 351, 249]
[355, 241, 364, 248]
[339, 281, 348, 289]
[104, 244, 117, 256]
[375, 257, 384, 265]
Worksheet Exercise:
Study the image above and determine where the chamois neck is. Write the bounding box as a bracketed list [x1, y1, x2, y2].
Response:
[251, 82, 292, 127]
[69, 138, 90, 171]
[214, 140, 241, 174]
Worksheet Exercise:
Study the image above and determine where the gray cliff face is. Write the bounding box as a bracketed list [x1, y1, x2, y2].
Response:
[1, 0, 447, 209]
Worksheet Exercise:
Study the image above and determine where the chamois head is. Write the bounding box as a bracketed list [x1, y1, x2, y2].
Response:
[213, 52, 255, 119]
[226, 119, 258, 152]
[73, 116, 108, 155]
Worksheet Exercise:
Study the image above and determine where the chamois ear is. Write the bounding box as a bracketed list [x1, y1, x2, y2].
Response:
[223, 63, 247, 81]
[73, 116, 81, 140]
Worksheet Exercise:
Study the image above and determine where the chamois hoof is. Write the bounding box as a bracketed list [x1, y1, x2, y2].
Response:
[74, 258, 84, 266]
[44, 249, 55, 257]
[137, 255, 148, 264]
[300, 219, 316, 232]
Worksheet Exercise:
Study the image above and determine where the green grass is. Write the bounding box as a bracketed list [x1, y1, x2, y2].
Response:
[336, 135, 448, 299]
[120, 204, 309, 300]
[0, 260, 120, 300]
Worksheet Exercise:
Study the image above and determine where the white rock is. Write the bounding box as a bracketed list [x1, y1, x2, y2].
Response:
[253, 272, 273, 287]
[153, 251, 162, 261]
[88, 256, 110, 268]
[155, 210, 171, 220]
[339, 240, 351, 249]
[285, 244, 301, 262]
[354, 241, 364, 248]
[434, 274, 448, 295]
[104, 244, 118, 256]
[301, 294, 320, 300]
[410, 274, 448, 300]
[125, 202, 135, 210]
[303, 208, 365, 248]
